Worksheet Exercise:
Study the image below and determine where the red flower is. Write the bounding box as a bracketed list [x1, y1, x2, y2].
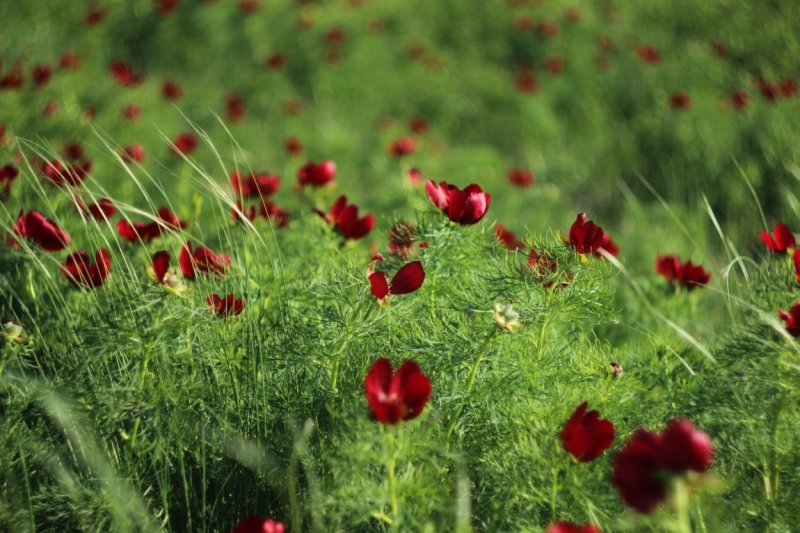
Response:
[388, 221, 417, 259]
[155, 0, 180, 15]
[731, 89, 749, 110]
[712, 42, 727, 59]
[260, 201, 289, 228]
[206, 294, 245, 318]
[147, 250, 188, 295]
[60, 51, 81, 71]
[231, 516, 285, 533]
[64, 142, 85, 161]
[109, 60, 143, 87]
[756, 78, 779, 102]
[425, 180, 491, 225]
[779, 79, 798, 98]
[162, 80, 183, 100]
[266, 53, 285, 70]
[544, 55, 564, 74]
[613, 420, 712, 514]
[389, 137, 417, 157]
[172, 133, 198, 155]
[655, 254, 680, 283]
[0, 66, 24, 90]
[60, 249, 111, 289]
[123, 104, 142, 121]
[156, 206, 188, 231]
[232, 201, 257, 222]
[635, 45, 661, 64]
[655, 255, 711, 289]
[117, 219, 160, 243]
[78, 198, 117, 221]
[238, 0, 261, 12]
[326, 27, 347, 46]
[409, 117, 429, 135]
[537, 20, 560, 37]
[0, 164, 19, 196]
[297, 160, 336, 188]
[314, 195, 375, 241]
[793, 250, 800, 283]
[565, 213, 618, 257]
[43, 101, 60, 117]
[285, 136, 302, 156]
[7, 209, 71, 251]
[669, 91, 691, 110]
[226, 92, 246, 122]
[122, 143, 146, 164]
[547, 523, 601, 533]
[779, 303, 800, 336]
[495, 224, 524, 250]
[561, 402, 615, 462]
[84, 8, 106, 26]
[231, 171, 280, 198]
[43, 160, 91, 188]
[529, 249, 567, 288]
[369, 261, 425, 302]
[761, 223, 795, 252]
[179, 241, 231, 279]
[407, 167, 422, 187]
[364, 358, 432, 425]
[32, 65, 53, 89]
[515, 71, 538, 94]
[508, 168, 534, 188]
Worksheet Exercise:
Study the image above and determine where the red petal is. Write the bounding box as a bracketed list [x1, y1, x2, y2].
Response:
[365, 358, 393, 424]
[761, 230, 778, 251]
[369, 272, 390, 300]
[389, 261, 425, 295]
[179, 242, 195, 279]
[774, 223, 796, 251]
[152, 250, 170, 281]
[425, 180, 450, 210]
[348, 214, 375, 240]
[392, 360, 432, 421]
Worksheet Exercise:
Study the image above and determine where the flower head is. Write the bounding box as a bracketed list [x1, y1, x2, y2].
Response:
[207, 294, 245, 318]
[495, 224, 524, 250]
[547, 523, 601, 533]
[564, 213, 618, 257]
[0, 164, 19, 196]
[78, 197, 117, 221]
[656, 255, 711, 289]
[60, 51, 81, 71]
[32, 65, 53, 89]
[60, 249, 111, 289]
[669, 91, 691, 110]
[162, 80, 183, 100]
[122, 143, 146, 164]
[109, 60, 143, 87]
[232, 171, 280, 198]
[232, 517, 285, 533]
[409, 117, 428, 135]
[515, 70, 538, 93]
[493, 302, 522, 332]
[561, 402, 615, 462]
[508, 168, 534, 188]
[43, 160, 91, 188]
[8, 209, 71, 251]
[761, 223, 795, 253]
[388, 221, 417, 259]
[260, 201, 290, 228]
[425, 180, 491, 225]
[635, 45, 661, 63]
[148, 250, 189, 296]
[365, 358, 432, 425]
[731, 89, 749, 110]
[314, 195, 375, 241]
[389, 137, 416, 157]
[179, 241, 231, 279]
[297, 160, 336, 188]
[266, 53, 285, 70]
[172, 133, 198, 155]
[285, 136, 302, 156]
[226, 92, 247, 122]
[368, 261, 425, 303]
[779, 303, 800, 336]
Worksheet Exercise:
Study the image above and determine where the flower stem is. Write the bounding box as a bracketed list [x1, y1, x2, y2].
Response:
[767, 386, 789, 501]
[446, 332, 496, 438]
[673, 477, 692, 533]
[385, 427, 399, 528]
[129, 342, 152, 450]
[536, 318, 548, 362]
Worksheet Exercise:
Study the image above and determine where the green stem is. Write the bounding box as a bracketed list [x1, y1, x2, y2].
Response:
[446, 332, 496, 438]
[536, 319, 548, 362]
[289, 453, 301, 533]
[673, 478, 692, 533]
[129, 343, 153, 450]
[550, 467, 558, 521]
[767, 387, 789, 501]
[330, 359, 341, 393]
[386, 428, 399, 528]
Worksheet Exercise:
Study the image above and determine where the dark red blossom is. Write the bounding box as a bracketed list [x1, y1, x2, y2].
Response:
[635, 45, 661, 64]
[388, 221, 417, 259]
[407, 167, 422, 187]
[547, 523, 601, 533]
[793, 250, 800, 283]
[409, 117, 429, 135]
[565, 213, 618, 257]
[226, 92, 246, 122]
[0, 164, 19, 196]
[389, 137, 417, 157]
[155, 206, 188, 231]
[162, 80, 183, 100]
[232, 201, 257, 223]
[180, 241, 231, 279]
[712, 42, 727, 59]
[425, 180, 491, 225]
[283, 100, 304, 116]
[84, 8, 106, 26]
[779, 302, 800, 336]
[369, 261, 425, 301]
[314, 195, 375, 241]
[669, 91, 691, 110]
[326, 27, 347, 45]
[207, 294, 245, 318]
[123, 104, 142, 121]
[297, 160, 336, 187]
[528, 249, 566, 288]
[117, 207, 186, 243]
[761, 223, 795, 252]
[155, 0, 180, 15]
[231, 516, 285, 533]
[364, 358, 432, 424]
[544, 55, 564, 74]
[613, 420, 712, 514]
[266, 53, 285, 70]
[43, 160, 91, 188]
[43, 101, 60, 117]
[508, 168, 534, 188]
[779, 79, 798, 98]
[655, 254, 711, 289]
[515, 70, 538, 93]
[731, 89, 749, 110]
[78, 197, 117, 221]
[32, 65, 53, 89]
[122, 144, 146, 164]
[285, 136, 302, 156]
[109, 60, 143, 87]
[60, 249, 111, 289]
[0, 67, 25, 90]
[172, 133, 198, 155]
[231, 171, 280, 198]
[260, 202, 289, 228]
[60, 51, 81, 71]
[64, 142, 85, 161]
[495, 224, 524, 250]
[537, 20, 560, 37]
[238, 0, 260, 13]
[561, 402, 615, 462]
[7, 209, 71, 251]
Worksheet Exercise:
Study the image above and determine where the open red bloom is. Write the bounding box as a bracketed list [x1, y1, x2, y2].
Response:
[731, 89, 749, 110]
[0, 66, 24, 90]
[207, 294, 245, 318]
[78, 198, 117, 221]
[389, 137, 416, 157]
[226, 92, 246, 122]
[180, 241, 231, 279]
[162, 80, 183, 100]
[761, 223, 795, 252]
[266, 53, 285, 70]
[60, 51, 81, 71]
[43, 160, 91, 188]
[368, 261, 425, 301]
[669, 91, 691, 110]
[231, 516, 285, 533]
[508, 168, 534, 188]
[779, 79, 798, 98]
[297, 160, 336, 187]
[515, 71, 538, 93]
[561, 402, 615, 462]
[172, 133, 198, 155]
[117, 207, 186, 243]
[565, 213, 618, 256]
[635, 45, 661, 64]
[425, 180, 491, 225]
[779, 302, 800, 336]
[122, 143, 146, 164]
[155, 0, 180, 16]
[8, 209, 71, 251]
[365, 358, 432, 425]
[260, 201, 289, 228]
[314, 195, 375, 241]
[495, 224, 524, 250]
[613, 420, 712, 514]
[655, 254, 711, 289]
[409, 117, 429, 135]
[655, 254, 680, 283]
[547, 523, 601, 533]
[109, 60, 143, 87]
[285, 136, 302, 156]
[0, 164, 19, 196]
[232, 171, 280, 198]
[32, 65, 53, 89]
[60, 249, 111, 289]
[544, 55, 564, 74]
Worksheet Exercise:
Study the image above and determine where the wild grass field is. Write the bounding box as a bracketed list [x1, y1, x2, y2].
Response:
[2, 0, 800, 531]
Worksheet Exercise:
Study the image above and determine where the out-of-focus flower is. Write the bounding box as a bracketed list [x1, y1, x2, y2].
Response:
[60, 51, 81, 71]
[761, 223, 795, 253]
[207, 293, 245, 318]
[326, 27, 347, 45]
[544, 55, 564, 74]
[32, 65, 53, 89]
[635, 45, 661, 64]
[495, 224, 525, 250]
[84, 8, 106, 26]
[60, 249, 111, 289]
[564, 6, 583, 22]
[779, 79, 798, 98]
[231, 517, 285, 533]
[162, 80, 183, 100]
[226, 92, 246, 122]
[779, 302, 800, 336]
[407, 167, 422, 187]
[508, 168, 534, 188]
[425, 180, 491, 225]
[389, 137, 416, 157]
[260, 201, 289, 228]
[232, 171, 280, 198]
[314, 195, 375, 241]
[43, 101, 60, 117]
[238, 0, 261, 13]
[232, 201, 257, 223]
[712, 42, 727, 59]
[179, 241, 231, 279]
[109, 60, 143, 87]
[655, 254, 711, 289]
[515, 70, 538, 93]
[0, 66, 25, 90]
[122, 143, 146, 164]
[561, 402, 615, 462]
[77, 197, 117, 221]
[546, 523, 601, 533]
[669, 91, 691, 110]
[172, 133, 198, 155]
[537, 20, 560, 37]
[365, 358, 432, 424]
[731, 89, 749, 110]
[298, 160, 336, 188]
[123, 104, 142, 121]
[7, 209, 71, 251]
[409, 117, 429, 135]
[155, 0, 179, 16]
[285, 136, 302, 156]
[0, 164, 19, 196]
[266, 53, 285, 70]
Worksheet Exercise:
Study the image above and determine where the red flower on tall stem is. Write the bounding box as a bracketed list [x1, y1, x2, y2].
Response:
[561, 402, 615, 462]
[172, 133, 198, 155]
[7, 209, 71, 251]
[368, 261, 425, 302]
[761, 223, 795, 252]
[231, 516, 285, 533]
[365, 358, 432, 425]
[389, 137, 416, 157]
[425, 180, 491, 225]
[779, 302, 800, 336]
[179, 241, 231, 279]
[207, 294, 245, 318]
[655, 255, 711, 289]
[231, 171, 280, 198]
[109, 60, 143, 87]
[60, 249, 111, 289]
[564, 213, 618, 256]
[314, 195, 375, 241]
[547, 523, 601, 533]
[515, 70, 538, 93]
[297, 160, 336, 187]
[508, 168, 534, 188]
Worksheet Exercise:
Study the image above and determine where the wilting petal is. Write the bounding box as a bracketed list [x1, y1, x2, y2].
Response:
[389, 261, 425, 295]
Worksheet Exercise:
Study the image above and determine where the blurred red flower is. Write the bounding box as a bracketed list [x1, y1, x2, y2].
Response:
[564, 6, 583, 22]
[635, 45, 661, 64]
[172, 133, 198, 155]
[285, 136, 302, 156]
[7, 209, 71, 251]
[561, 402, 615, 462]
[297, 160, 336, 187]
[369, 261, 425, 302]
[508, 168, 534, 188]
[123, 104, 142, 121]
[495, 224, 524, 250]
[232, 201, 257, 223]
[425, 180, 491, 225]
[226, 92, 246, 122]
[231, 517, 285, 533]
[0, 164, 19, 196]
[84, 8, 106, 26]
[365, 358, 432, 424]
[60, 249, 111, 289]
[547, 523, 601, 533]
[406, 167, 422, 187]
[761, 223, 795, 252]
[117, 207, 186, 243]
[389, 137, 416, 157]
[793, 250, 800, 283]
[43, 101, 60, 117]
[180, 241, 231, 279]
[544, 55, 564, 74]
[232, 171, 280, 198]
[60, 51, 81, 71]
[779, 79, 798, 98]
[712, 42, 727, 59]
[78, 197, 117, 221]
[669, 91, 691, 110]
[162, 80, 183, 100]
[731, 89, 749, 110]
[64, 142, 85, 161]
[388, 221, 417, 259]
[564, 213, 618, 256]
[409, 117, 429, 135]
[0, 66, 25, 90]
[314, 195, 375, 241]
[779, 302, 800, 336]
[655, 254, 711, 289]
[207, 294, 245, 318]
[260, 201, 289, 228]
[122, 143, 146, 164]
[756, 78, 779, 102]
[326, 27, 347, 46]
[32, 65, 53, 89]
[155, 0, 179, 15]
[266, 53, 285, 70]
[109, 60, 143, 87]
[515, 71, 538, 93]
[43, 160, 91, 188]
[537, 20, 560, 37]
[238, 0, 260, 13]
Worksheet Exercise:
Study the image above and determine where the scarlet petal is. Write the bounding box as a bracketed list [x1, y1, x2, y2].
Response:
[774, 223, 796, 251]
[794, 250, 800, 283]
[151, 250, 170, 282]
[179, 242, 195, 279]
[761, 231, 778, 251]
[348, 213, 375, 240]
[369, 272, 390, 300]
[365, 358, 394, 423]
[389, 261, 425, 295]
[658, 419, 713, 473]
[391, 360, 432, 421]
[425, 180, 450, 210]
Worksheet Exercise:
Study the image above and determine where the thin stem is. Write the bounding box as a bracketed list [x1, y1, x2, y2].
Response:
[536, 318, 548, 362]
[673, 478, 692, 533]
[129, 342, 152, 450]
[289, 453, 301, 533]
[385, 428, 399, 528]
[550, 467, 558, 521]
[767, 386, 789, 502]
[329, 359, 341, 393]
[446, 332, 496, 438]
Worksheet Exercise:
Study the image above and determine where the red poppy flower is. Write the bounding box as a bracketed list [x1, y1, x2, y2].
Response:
[731, 89, 749, 110]
[655, 254, 680, 283]
[544, 55, 564, 74]
[238, 0, 261, 12]
[232, 201, 257, 223]
[561, 402, 615, 462]
[515, 71, 538, 93]
[117, 219, 160, 243]
[712, 42, 727, 59]
[779, 302, 800, 336]
[162, 80, 183, 100]
[226, 92, 246, 122]
[364, 358, 432, 425]
[43, 160, 91, 188]
[43, 101, 60, 117]
[0, 164, 19, 196]
[60, 249, 111, 289]
[389, 137, 417, 157]
[155, 0, 179, 15]
[7, 209, 71, 251]
[297, 160, 336, 187]
[761, 223, 795, 252]
[179, 241, 231, 279]
[369, 261, 425, 302]
[407, 167, 422, 187]
[388, 221, 417, 259]
[613, 420, 712, 514]
[495, 224, 524, 250]
[231, 517, 285, 533]
[32, 65, 53, 89]
[669, 91, 691, 110]
[78, 197, 117, 221]
[537, 20, 560, 37]
[122, 143, 145, 164]
[109, 60, 143, 87]
[655, 255, 711, 289]
[564, 213, 618, 257]
[206, 294, 245, 318]
[60, 51, 81, 71]
[123, 104, 142, 121]
[147, 250, 189, 295]
[779, 79, 798, 98]
[314, 195, 375, 241]
[0, 66, 24, 90]
[425, 180, 491, 225]
[260, 201, 289, 228]
[63, 142, 85, 161]
[231, 171, 280, 198]
[326, 27, 347, 45]
[635, 45, 661, 64]
[84, 8, 106, 26]
[285, 136, 302, 156]
[172, 133, 198, 155]
[409, 117, 429, 135]
[547, 523, 601, 533]
[266, 53, 285, 70]
[793, 250, 800, 283]
[508, 168, 534, 188]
